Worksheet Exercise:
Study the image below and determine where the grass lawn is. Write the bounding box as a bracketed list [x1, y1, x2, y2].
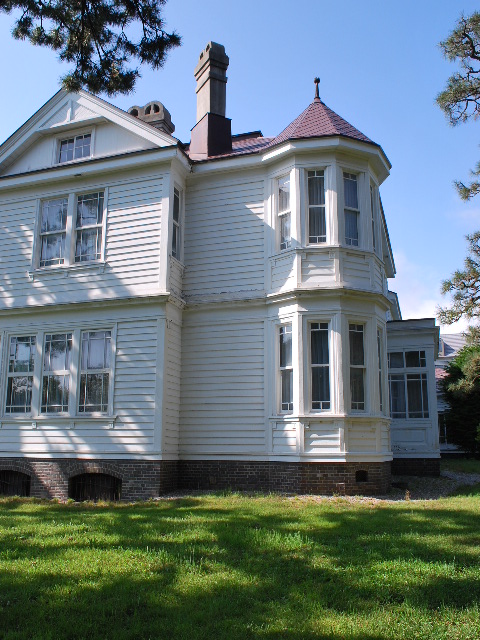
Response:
[1, 489, 480, 640]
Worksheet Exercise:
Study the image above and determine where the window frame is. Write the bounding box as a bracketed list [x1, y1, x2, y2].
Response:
[34, 188, 107, 271]
[309, 321, 331, 412]
[53, 128, 95, 166]
[387, 349, 430, 420]
[171, 185, 183, 262]
[306, 169, 327, 245]
[278, 323, 294, 414]
[4, 335, 37, 415]
[343, 171, 360, 247]
[349, 323, 366, 412]
[276, 174, 292, 251]
[1, 325, 115, 419]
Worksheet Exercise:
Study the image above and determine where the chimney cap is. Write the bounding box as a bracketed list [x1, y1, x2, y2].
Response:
[128, 100, 175, 135]
[195, 41, 229, 76]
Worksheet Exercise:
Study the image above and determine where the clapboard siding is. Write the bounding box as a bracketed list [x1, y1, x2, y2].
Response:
[301, 251, 336, 286]
[0, 174, 164, 309]
[113, 319, 157, 449]
[163, 318, 182, 453]
[180, 318, 265, 454]
[183, 176, 264, 297]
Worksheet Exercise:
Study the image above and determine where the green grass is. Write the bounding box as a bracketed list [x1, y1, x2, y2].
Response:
[1, 491, 480, 639]
[441, 458, 480, 474]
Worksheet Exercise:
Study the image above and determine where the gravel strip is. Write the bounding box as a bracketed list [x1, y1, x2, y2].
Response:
[158, 470, 480, 504]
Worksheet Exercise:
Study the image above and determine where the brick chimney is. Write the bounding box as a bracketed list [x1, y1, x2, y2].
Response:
[128, 101, 175, 135]
[189, 42, 232, 159]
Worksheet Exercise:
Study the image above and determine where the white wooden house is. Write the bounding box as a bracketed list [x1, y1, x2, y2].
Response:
[0, 42, 439, 500]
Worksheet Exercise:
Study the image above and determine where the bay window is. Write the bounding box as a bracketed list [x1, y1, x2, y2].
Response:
[277, 175, 291, 250]
[349, 324, 365, 410]
[344, 172, 359, 246]
[308, 170, 326, 243]
[279, 324, 293, 412]
[310, 322, 330, 410]
[370, 184, 377, 252]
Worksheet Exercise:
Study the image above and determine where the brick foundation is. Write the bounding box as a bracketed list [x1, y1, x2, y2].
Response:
[0, 458, 393, 499]
[0, 458, 178, 501]
[178, 460, 392, 496]
[391, 457, 440, 477]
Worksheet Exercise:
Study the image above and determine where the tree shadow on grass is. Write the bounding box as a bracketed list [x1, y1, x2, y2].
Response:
[1, 495, 480, 639]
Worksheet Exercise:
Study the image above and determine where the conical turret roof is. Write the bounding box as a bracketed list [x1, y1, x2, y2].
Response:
[268, 97, 375, 147]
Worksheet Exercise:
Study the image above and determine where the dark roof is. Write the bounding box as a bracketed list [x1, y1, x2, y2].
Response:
[268, 98, 374, 147]
[184, 98, 380, 161]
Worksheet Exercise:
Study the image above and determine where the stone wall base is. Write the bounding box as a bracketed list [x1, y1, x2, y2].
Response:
[391, 457, 440, 477]
[0, 458, 393, 499]
[178, 460, 392, 496]
[0, 458, 177, 501]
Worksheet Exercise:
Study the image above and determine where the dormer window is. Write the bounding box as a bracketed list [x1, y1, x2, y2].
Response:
[58, 133, 91, 163]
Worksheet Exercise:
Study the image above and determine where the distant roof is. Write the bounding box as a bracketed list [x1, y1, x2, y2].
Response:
[438, 333, 467, 360]
[267, 98, 375, 148]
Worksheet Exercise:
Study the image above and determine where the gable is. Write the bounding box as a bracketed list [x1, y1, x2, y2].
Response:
[0, 90, 177, 177]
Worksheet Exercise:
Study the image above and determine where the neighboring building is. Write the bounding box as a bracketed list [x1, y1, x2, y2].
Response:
[435, 333, 466, 452]
[0, 42, 439, 500]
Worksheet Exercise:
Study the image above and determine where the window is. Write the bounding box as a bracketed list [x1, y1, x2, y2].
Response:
[370, 185, 377, 251]
[388, 350, 429, 419]
[75, 193, 104, 262]
[277, 175, 291, 250]
[5, 336, 36, 413]
[279, 324, 293, 412]
[377, 328, 384, 413]
[41, 333, 72, 413]
[171, 187, 181, 260]
[311, 322, 330, 410]
[79, 330, 111, 413]
[344, 172, 359, 246]
[58, 133, 91, 163]
[40, 198, 68, 267]
[308, 170, 326, 243]
[349, 324, 365, 410]
[37, 190, 105, 268]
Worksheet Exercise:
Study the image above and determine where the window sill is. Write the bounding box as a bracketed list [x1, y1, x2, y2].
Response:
[28, 261, 106, 280]
[0, 414, 116, 429]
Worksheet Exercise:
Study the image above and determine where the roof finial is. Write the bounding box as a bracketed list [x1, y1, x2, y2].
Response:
[314, 77, 321, 102]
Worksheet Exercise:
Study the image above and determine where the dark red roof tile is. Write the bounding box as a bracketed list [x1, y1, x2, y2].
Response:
[269, 98, 374, 147]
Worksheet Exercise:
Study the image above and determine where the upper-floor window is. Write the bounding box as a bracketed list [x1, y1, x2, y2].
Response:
[58, 133, 91, 163]
[388, 350, 429, 419]
[344, 173, 359, 247]
[279, 324, 293, 412]
[310, 322, 330, 410]
[171, 187, 181, 260]
[370, 184, 377, 252]
[277, 175, 291, 250]
[75, 193, 104, 262]
[37, 191, 105, 268]
[308, 170, 326, 243]
[349, 323, 365, 410]
[40, 198, 68, 267]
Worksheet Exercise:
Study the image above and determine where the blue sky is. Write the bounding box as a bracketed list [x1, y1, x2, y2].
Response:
[0, 0, 478, 333]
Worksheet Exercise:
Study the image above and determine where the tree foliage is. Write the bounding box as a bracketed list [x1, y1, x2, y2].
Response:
[438, 232, 480, 340]
[442, 345, 480, 455]
[437, 12, 480, 200]
[0, 1, 181, 95]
